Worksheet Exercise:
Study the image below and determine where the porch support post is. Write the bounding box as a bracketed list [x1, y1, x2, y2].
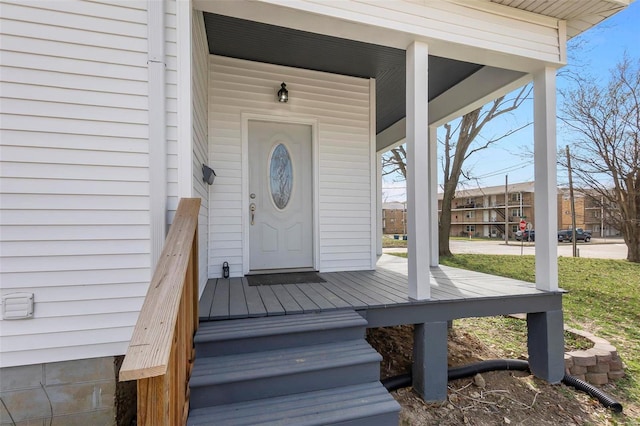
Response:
[533, 67, 558, 291]
[428, 125, 439, 267]
[413, 321, 448, 401]
[527, 310, 565, 383]
[531, 68, 564, 385]
[406, 41, 430, 300]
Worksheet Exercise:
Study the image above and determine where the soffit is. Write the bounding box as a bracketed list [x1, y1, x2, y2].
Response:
[489, 0, 628, 37]
[203, 12, 483, 134]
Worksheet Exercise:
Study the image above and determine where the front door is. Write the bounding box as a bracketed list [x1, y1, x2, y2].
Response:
[248, 121, 313, 272]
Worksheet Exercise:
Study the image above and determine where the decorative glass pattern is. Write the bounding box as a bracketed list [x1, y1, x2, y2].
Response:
[269, 144, 293, 209]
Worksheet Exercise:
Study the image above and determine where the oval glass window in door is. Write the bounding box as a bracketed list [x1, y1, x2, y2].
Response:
[269, 143, 293, 209]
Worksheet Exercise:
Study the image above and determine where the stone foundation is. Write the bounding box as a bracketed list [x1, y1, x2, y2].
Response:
[0, 357, 117, 426]
[564, 326, 625, 385]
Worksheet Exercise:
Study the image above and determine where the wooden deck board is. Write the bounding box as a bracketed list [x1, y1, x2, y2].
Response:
[199, 264, 551, 322]
[229, 277, 249, 318]
[315, 281, 370, 307]
[256, 285, 286, 316]
[281, 284, 321, 313]
[242, 278, 268, 317]
[296, 284, 340, 310]
[373, 269, 465, 300]
[210, 279, 230, 320]
[344, 273, 405, 304]
[199, 278, 217, 320]
[363, 271, 409, 296]
[269, 285, 304, 315]
[324, 273, 397, 306]
[321, 275, 377, 307]
[375, 267, 511, 299]
[432, 270, 533, 297]
[342, 271, 408, 302]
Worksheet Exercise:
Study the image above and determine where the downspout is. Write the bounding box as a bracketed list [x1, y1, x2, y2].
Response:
[148, 0, 167, 270]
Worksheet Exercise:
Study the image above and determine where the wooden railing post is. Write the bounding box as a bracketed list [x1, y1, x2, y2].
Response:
[119, 198, 201, 426]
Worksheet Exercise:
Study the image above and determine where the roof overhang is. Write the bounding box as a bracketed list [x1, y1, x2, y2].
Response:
[488, 0, 631, 38]
[195, 0, 630, 151]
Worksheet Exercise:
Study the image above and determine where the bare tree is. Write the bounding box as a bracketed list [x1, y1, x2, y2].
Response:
[381, 145, 406, 179]
[438, 86, 531, 255]
[560, 56, 640, 262]
[382, 85, 531, 257]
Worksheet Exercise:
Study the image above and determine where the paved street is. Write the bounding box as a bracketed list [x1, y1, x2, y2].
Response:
[384, 238, 628, 260]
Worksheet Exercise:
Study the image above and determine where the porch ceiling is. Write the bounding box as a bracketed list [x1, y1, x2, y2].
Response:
[203, 12, 483, 135]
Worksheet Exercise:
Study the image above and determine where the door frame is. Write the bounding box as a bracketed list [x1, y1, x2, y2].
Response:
[241, 113, 320, 275]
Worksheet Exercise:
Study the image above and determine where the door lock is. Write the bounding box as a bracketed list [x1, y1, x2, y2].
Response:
[250, 203, 256, 225]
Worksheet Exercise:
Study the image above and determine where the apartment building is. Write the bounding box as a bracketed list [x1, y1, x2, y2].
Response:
[438, 182, 536, 238]
[558, 191, 620, 237]
[382, 202, 406, 235]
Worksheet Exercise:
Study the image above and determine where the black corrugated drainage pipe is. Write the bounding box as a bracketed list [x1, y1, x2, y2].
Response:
[562, 373, 623, 413]
[380, 359, 623, 413]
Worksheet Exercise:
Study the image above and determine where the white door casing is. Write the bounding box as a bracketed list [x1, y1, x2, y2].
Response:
[247, 120, 314, 272]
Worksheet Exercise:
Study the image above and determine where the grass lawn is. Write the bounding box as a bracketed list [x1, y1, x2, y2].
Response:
[382, 235, 500, 248]
[382, 235, 408, 248]
[438, 254, 640, 420]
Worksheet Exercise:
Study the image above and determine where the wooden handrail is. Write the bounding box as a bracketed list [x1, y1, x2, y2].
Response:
[120, 198, 201, 425]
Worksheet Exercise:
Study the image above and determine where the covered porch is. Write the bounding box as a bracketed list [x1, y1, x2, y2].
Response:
[161, 0, 577, 411]
[185, 0, 565, 403]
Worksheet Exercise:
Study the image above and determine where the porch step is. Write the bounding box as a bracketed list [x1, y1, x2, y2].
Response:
[188, 310, 399, 425]
[189, 339, 382, 408]
[187, 382, 400, 426]
[195, 309, 368, 356]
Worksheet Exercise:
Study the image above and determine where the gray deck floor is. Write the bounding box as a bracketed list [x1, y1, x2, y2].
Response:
[199, 255, 561, 326]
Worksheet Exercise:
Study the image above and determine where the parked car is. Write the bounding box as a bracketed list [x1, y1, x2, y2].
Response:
[516, 229, 535, 241]
[558, 228, 591, 242]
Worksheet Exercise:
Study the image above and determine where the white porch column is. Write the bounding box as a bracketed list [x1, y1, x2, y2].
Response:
[533, 67, 558, 291]
[428, 125, 439, 267]
[406, 41, 430, 300]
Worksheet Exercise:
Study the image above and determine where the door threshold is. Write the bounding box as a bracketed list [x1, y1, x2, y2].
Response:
[247, 267, 317, 275]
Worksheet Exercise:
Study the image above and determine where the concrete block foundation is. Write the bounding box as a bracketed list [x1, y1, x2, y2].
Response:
[0, 357, 117, 426]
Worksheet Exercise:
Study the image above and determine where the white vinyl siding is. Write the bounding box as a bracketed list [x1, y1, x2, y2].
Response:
[208, 55, 371, 276]
[192, 10, 209, 292]
[0, 0, 150, 367]
[255, 0, 562, 64]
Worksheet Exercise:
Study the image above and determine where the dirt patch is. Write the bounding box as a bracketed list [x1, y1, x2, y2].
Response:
[114, 356, 136, 426]
[366, 324, 627, 425]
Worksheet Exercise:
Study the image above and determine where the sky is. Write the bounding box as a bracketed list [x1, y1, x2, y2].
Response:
[382, 2, 640, 202]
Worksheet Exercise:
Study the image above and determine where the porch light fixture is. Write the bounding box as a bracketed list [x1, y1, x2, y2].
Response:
[202, 164, 216, 185]
[277, 82, 288, 103]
